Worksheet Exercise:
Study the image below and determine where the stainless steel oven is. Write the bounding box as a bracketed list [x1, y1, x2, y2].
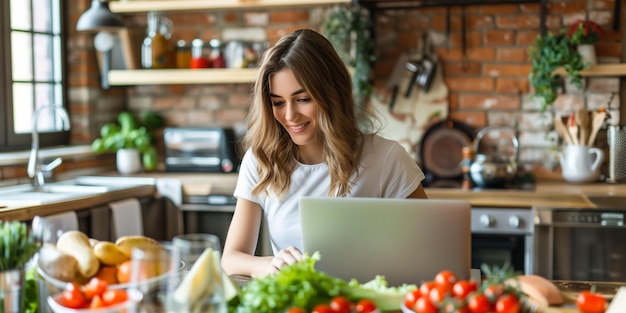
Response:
[471, 208, 534, 274]
[534, 207, 626, 282]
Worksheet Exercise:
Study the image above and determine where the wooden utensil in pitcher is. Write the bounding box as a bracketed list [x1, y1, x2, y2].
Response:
[575, 108, 590, 146]
[587, 110, 607, 146]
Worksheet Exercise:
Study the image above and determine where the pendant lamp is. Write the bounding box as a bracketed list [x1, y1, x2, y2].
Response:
[76, 0, 124, 32]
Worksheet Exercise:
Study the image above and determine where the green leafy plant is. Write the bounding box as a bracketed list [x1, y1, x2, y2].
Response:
[529, 30, 587, 111]
[0, 221, 39, 271]
[91, 111, 164, 171]
[323, 4, 375, 111]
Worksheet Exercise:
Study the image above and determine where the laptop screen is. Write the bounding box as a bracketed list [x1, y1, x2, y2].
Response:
[300, 197, 471, 286]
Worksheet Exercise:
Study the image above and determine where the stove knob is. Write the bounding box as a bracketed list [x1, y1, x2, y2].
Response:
[508, 215, 521, 228]
[479, 214, 494, 227]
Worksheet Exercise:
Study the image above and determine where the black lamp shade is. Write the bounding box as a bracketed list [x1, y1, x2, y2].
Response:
[76, 0, 124, 32]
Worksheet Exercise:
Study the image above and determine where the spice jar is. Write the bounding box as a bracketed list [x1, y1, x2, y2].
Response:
[176, 40, 191, 69]
[190, 39, 210, 69]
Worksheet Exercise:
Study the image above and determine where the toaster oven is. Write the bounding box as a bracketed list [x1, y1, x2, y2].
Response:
[163, 127, 240, 173]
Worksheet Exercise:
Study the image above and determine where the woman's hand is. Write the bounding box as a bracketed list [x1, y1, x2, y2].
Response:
[266, 246, 303, 275]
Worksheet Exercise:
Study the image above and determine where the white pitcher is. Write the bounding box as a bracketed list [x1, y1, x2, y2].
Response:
[559, 145, 604, 183]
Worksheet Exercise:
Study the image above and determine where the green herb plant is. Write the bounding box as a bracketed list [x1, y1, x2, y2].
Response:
[91, 111, 164, 171]
[529, 30, 587, 112]
[0, 221, 39, 271]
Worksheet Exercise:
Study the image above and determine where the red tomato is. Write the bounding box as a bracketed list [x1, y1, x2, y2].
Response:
[330, 296, 352, 313]
[355, 299, 377, 313]
[452, 280, 478, 299]
[576, 290, 607, 313]
[429, 286, 448, 305]
[286, 308, 306, 313]
[495, 293, 520, 313]
[484, 284, 505, 301]
[414, 297, 437, 313]
[419, 281, 437, 297]
[467, 293, 491, 313]
[89, 294, 105, 309]
[404, 289, 422, 309]
[312, 304, 334, 313]
[61, 282, 88, 309]
[434, 270, 458, 293]
[83, 277, 109, 300]
[102, 289, 128, 306]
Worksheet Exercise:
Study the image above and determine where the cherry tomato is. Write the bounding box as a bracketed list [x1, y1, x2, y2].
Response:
[312, 304, 334, 313]
[467, 293, 491, 313]
[404, 288, 422, 309]
[89, 294, 105, 309]
[414, 297, 437, 313]
[434, 270, 458, 293]
[495, 293, 520, 313]
[576, 290, 607, 313]
[452, 280, 478, 299]
[330, 296, 352, 313]
[286, 308, 306, 313]
[429, 286, 448, 305]
[61, 282, 88, 309]
[102, 289, 128, 306]
[83, 277, 109, 300]
[419, 281, 437, 297]
[355, 299, 377, 313]
[484, 284, 505, 301]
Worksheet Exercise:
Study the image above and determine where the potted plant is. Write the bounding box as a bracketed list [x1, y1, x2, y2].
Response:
[529, 30, 587, 112]
[323, 4, 375, 115]
[0, 221, 40, 313]
[91, 111, 164, 173]
[567, 19, 603, 65]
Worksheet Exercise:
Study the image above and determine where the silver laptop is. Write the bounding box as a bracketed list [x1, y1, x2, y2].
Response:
[300, 197, 471, 286]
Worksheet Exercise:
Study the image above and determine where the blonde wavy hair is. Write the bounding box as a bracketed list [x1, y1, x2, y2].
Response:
[243, 29, 364, 199]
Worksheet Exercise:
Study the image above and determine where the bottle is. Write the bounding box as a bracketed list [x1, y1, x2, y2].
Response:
[461, 146, 475, 190]
[141, 12, 170, 69]
[209, 39, 226, 68]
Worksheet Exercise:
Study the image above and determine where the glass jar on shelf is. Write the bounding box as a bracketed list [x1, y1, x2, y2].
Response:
[141, 12, 173, 69]
[190, 39, 210, 69]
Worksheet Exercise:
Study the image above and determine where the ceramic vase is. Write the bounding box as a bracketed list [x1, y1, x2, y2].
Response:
[0, 269, 25, 313]
[117, 148, 142, 174]
[577, 44, 597, 65]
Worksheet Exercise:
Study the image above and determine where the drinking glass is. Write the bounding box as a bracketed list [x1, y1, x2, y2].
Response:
[169, 233, 226, 313]
[128, 244, 173, 313]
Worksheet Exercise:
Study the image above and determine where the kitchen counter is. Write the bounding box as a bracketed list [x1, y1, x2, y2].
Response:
[1, 172, 625, 221]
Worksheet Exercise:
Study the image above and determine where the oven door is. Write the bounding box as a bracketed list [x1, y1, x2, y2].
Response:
[472, 234, 528, 273]
[534, 208, 626, 282]
[471, 208, 534, 275]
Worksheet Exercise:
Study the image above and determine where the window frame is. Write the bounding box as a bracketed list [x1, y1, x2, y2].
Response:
[1, 0, 69, 153]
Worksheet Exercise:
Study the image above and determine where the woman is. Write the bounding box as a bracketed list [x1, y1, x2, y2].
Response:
[222, 29, 427, 278]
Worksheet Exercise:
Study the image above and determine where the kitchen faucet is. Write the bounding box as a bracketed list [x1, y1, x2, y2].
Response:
[27, 104, 71, 189]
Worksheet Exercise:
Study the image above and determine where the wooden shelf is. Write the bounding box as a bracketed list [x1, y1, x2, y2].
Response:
[110, 0, 351, 13]
[108, 68, 257, 85]
[554, 64, 626, 77]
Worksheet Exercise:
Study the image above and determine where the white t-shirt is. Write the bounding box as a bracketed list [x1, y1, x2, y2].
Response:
[233, 134, 425, 254]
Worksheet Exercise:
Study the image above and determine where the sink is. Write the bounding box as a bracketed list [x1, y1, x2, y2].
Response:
[585, 195, 626, 209]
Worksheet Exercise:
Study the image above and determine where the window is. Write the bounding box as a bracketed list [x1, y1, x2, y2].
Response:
[0, 0, 68, 152]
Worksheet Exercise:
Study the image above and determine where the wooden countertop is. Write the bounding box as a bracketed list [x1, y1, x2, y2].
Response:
[2, 172, 625, 222]
[0, 185, 155, 221]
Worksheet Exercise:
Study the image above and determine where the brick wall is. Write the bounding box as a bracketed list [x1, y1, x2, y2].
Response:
[14, 0, 617, 183]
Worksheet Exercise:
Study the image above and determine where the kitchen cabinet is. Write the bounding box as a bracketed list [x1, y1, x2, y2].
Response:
[105, 0, 350, 86]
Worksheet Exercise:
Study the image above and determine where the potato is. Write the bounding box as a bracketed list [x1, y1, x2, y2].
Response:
[56, 230, 100, 278]
[38, 244, 78, 283]
[115, 235, 161, 258]
[94, 241, 129, 265]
